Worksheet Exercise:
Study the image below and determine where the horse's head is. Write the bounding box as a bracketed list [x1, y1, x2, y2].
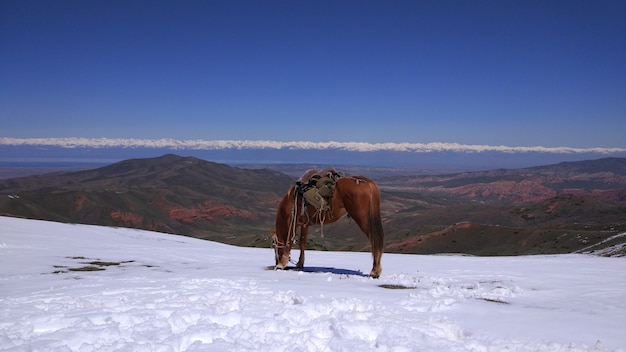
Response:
[270, 228, 291, 269]
[272, 186, 299, 270]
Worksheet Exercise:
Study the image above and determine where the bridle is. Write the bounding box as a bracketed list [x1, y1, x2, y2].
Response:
[272, 186, 301, 267]
[272, 230, 299, 267]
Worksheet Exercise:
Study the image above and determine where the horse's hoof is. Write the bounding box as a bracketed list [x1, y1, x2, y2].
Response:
[275, 263, 287, 270]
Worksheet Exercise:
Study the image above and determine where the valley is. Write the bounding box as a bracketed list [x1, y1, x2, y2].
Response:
[1, 155, 624, 256]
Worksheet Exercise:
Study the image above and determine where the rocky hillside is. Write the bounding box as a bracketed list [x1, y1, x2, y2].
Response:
[0, 154, 294, 246]
[1, 155, 624, 256]
[378, 157, 626, 203]
[369, 158, 626, 256]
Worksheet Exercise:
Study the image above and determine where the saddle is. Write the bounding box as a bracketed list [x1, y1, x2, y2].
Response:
[296, 169, 343, 211]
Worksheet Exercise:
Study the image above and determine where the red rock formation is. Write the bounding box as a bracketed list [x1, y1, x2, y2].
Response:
[110, 210, 144, 227]
[73, 194, 90, 212]
[169, 199, 257, 223]
[451, 180, 557, 202]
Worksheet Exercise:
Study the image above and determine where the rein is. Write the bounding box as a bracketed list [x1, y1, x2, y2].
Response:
[271, 187, 301, 267]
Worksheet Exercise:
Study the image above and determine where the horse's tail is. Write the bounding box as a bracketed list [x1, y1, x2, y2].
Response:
[367, 181, 385, 261]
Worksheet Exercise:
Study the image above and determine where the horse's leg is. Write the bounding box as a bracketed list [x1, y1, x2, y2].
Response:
[341, 186, 384, 278]
[297, 225, 308, 268]
[370, 248, 383, 279]
[351, 218, 382, 278]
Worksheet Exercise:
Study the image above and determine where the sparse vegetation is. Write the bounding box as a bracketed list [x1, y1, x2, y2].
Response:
[2, 155, 625, 257]
[52, 257, 145, 274]
[378, 284, 416, 290]
[69, 266, 105, 272]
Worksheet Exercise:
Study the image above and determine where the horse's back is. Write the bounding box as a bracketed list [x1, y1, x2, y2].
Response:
[335, 176, 378, 197]
[334, 176, 378, 216]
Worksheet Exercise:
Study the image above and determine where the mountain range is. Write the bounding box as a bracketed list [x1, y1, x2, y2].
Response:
[1, 154, 624, 256]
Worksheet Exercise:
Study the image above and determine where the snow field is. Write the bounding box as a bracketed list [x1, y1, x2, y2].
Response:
[1, 217, 625, 351]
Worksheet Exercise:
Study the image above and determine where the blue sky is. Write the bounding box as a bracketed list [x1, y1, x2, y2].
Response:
[1, 0, 625, 149]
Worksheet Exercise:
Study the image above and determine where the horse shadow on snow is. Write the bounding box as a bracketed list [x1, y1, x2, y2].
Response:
[266, 265, 368, 277]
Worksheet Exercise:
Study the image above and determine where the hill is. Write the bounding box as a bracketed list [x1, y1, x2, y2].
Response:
[0, 155, 624, 256]
[375, 158, 626, 256]
[0, 154, 293, 246]
[377, 157, 626, 203]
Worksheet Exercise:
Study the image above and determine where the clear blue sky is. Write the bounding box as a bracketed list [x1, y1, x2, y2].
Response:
[1, 0, 625, 148]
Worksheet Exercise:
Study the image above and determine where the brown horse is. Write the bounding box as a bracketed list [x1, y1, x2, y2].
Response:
[271, 171, 385, 278]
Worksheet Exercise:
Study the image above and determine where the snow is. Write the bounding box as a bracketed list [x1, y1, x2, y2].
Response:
[577, 233, 626, 257]
[1, 216, 625, 352]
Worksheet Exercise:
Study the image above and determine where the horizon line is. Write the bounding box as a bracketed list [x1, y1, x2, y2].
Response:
[2, 137, 625, 154]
